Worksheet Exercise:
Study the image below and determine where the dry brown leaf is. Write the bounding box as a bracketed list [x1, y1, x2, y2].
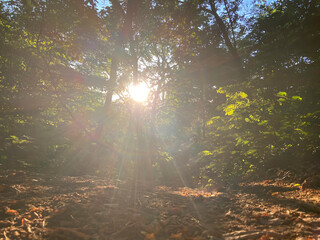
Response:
[27, 224, 32, 233]
[22, 218, 31, 225]
[32, 211, 39, 218]
[171, 232, 182, 239]
[5, 208, 19, 216]
[3, 231, 9, 240]
[30, 207, 40, 212]
[42, 219, 46, 228]
[144, 232, 156, 240]
[259, 234, 270, 240]
[13, 231, 20, 237]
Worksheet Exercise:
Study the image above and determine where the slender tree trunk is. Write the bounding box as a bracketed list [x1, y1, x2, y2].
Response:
[200, 69, 206, 139]
[103, 52, 119, 112]
[208, 0, 244, 81]
[222, 0, 237, 46]
[97, 0, 138, 137]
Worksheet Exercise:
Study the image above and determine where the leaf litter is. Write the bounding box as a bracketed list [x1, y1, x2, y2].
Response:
[0, 170, 319, 239]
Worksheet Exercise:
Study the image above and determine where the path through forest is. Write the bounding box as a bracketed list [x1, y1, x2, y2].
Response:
[0, 170, 319, 240]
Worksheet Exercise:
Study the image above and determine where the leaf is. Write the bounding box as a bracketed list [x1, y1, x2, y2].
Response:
[292, 96, 302, 101]
[238, 92, 248, 99]
[171, 232, 182, 239]
[21, 218, 30, 226]
[259, 234, 270, 240]
[200, 151, 213, 157]
[294, 184, 300, 187]
[277, 91, 287, 97]
[5, 208, 19, 216]
[144, 232, 156, 240]
[224, 104, 235, 116]
[30, 207, 40, 212]
[217, 88, 225, 94]
[263, 180, 272, 184]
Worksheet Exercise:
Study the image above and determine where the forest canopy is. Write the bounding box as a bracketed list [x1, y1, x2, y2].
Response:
[0, 0, 319, 187]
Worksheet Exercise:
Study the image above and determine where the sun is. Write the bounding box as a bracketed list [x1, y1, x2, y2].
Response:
[128, 82, 150, 102]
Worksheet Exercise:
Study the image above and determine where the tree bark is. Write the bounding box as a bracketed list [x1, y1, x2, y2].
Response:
[208, 0, 244, 81]
[103, 0, 138, 113]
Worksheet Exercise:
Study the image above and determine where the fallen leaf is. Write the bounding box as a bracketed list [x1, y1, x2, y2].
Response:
[3, 231, 9, 240]
[30, 207, 40, 212]
[171, 232, 182, 239]
[272, 192, 279, 195]
[42, 219, 46, 228]
[13, 231, 20, 237]
[5, 208, 19, 216]
[145, 232, 156, 240]
[32, 211, 39, 218]
[259, 234, 270, 240]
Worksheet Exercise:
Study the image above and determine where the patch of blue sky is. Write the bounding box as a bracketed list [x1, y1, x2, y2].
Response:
[96, 0, 111, 10]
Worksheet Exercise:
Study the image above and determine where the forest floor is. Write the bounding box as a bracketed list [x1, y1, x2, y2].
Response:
[0, 169, 319, 240]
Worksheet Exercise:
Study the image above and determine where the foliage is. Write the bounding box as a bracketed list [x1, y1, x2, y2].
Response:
[0, 0, 319, 185]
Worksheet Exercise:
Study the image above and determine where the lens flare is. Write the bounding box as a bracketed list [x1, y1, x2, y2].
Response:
[128, 82, 150, 102]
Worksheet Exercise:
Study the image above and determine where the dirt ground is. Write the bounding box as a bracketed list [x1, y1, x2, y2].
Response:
[0, 170, 319, 240]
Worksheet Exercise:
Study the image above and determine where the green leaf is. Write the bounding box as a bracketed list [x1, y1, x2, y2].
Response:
[217, 88, 225, 94]
[292, 96, 302, 101]
[239, 92, 248, 99]
[200, 150, 214, 156]
[277, 91, 287, 97]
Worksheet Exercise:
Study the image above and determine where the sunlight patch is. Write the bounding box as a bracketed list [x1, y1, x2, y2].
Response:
[128, 82, 150, 102]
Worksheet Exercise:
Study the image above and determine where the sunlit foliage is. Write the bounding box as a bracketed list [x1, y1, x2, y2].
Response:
[0, 0, 319, 187]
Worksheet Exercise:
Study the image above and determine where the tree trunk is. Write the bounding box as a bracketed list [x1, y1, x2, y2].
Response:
[209, 0, 244, 81]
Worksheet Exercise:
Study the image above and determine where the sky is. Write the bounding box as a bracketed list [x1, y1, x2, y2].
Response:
[95, 0, 276, 13]
[96, 0, 110, 10]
